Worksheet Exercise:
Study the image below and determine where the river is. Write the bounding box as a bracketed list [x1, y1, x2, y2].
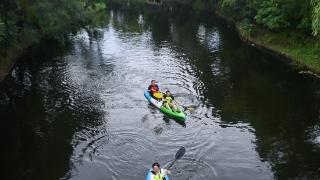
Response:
[1, 9, 320, 180]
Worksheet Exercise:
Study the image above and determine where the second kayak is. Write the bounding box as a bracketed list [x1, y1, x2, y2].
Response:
[144, 91, 186, 121]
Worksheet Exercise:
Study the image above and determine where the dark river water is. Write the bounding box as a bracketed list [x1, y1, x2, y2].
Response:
[1, 9, 320, 180]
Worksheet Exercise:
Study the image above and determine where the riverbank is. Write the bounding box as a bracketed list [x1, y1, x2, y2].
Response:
[238, 23, 320, 77]
[0, 1, 107, 83]
[215, 12, 320, 78]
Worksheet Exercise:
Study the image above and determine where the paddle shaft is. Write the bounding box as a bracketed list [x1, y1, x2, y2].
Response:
[166, 159, 177, 169]
[165, 147, 186, 169]
[173, 99, 191, 110]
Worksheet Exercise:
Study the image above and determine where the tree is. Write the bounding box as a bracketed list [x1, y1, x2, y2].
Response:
[254, 1, 289, 30]
[0, 0, 107, 50]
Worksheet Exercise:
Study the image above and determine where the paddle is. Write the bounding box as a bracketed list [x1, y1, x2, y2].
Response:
[173, 99, 194, 111]
[166, 147, 186, 169]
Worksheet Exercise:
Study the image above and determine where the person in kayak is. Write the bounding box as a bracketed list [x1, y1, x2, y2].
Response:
[150, 162, 171, 180]
[148, 80, 162, 99]
[163, 90, 180, 112]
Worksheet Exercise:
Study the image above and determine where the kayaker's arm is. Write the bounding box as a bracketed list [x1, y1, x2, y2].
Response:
[163, 169, 172, 175]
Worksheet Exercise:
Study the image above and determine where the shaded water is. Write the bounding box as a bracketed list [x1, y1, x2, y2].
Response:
[1, 10, 320, 180]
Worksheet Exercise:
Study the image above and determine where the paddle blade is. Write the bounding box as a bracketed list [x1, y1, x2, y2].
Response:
[185, 106, 194, 111]
[166, 147, 186, 169]
[175, 147, 186, 160]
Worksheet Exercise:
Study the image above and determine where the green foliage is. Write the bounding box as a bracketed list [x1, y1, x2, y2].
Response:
[238, 25, 320, 71]
[219, 0, 243, 19]
[219, 0, 255, 21]
[219, 0, 236, 14]
[0, 0, 107, 50]
[311, 0, 320, 37]
[239, 19, 256, 37]
[297, 3, 312, 33]
[254, 1, 289, 30]
[217, 0, 320, 71]
[217, 0, 319, 37]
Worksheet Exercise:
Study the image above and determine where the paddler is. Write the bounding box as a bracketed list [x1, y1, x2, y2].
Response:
[163, 90, 180, 112]
[150, 162, 171, 180]
[148, 80, 162, 100]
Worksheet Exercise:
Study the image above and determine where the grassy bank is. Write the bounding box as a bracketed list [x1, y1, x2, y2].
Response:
[214, 0, 320, 77]
[237, 22, 320, 76]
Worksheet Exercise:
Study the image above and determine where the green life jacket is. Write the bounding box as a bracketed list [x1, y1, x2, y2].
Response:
[153, 171, 165, 180]
[164, 95, 173, 103]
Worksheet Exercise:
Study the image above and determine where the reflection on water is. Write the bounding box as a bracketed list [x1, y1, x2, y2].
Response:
[1, 9, 320, 180]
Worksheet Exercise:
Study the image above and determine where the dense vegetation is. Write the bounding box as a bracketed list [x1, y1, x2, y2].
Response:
[141, 0, 320, 39]
[217, 0, 320, 38]
[2, 0, 317, 50]
[211, 0, 320, 72]
[0, 0, 106, 64]
[136, 0, 320, 39]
